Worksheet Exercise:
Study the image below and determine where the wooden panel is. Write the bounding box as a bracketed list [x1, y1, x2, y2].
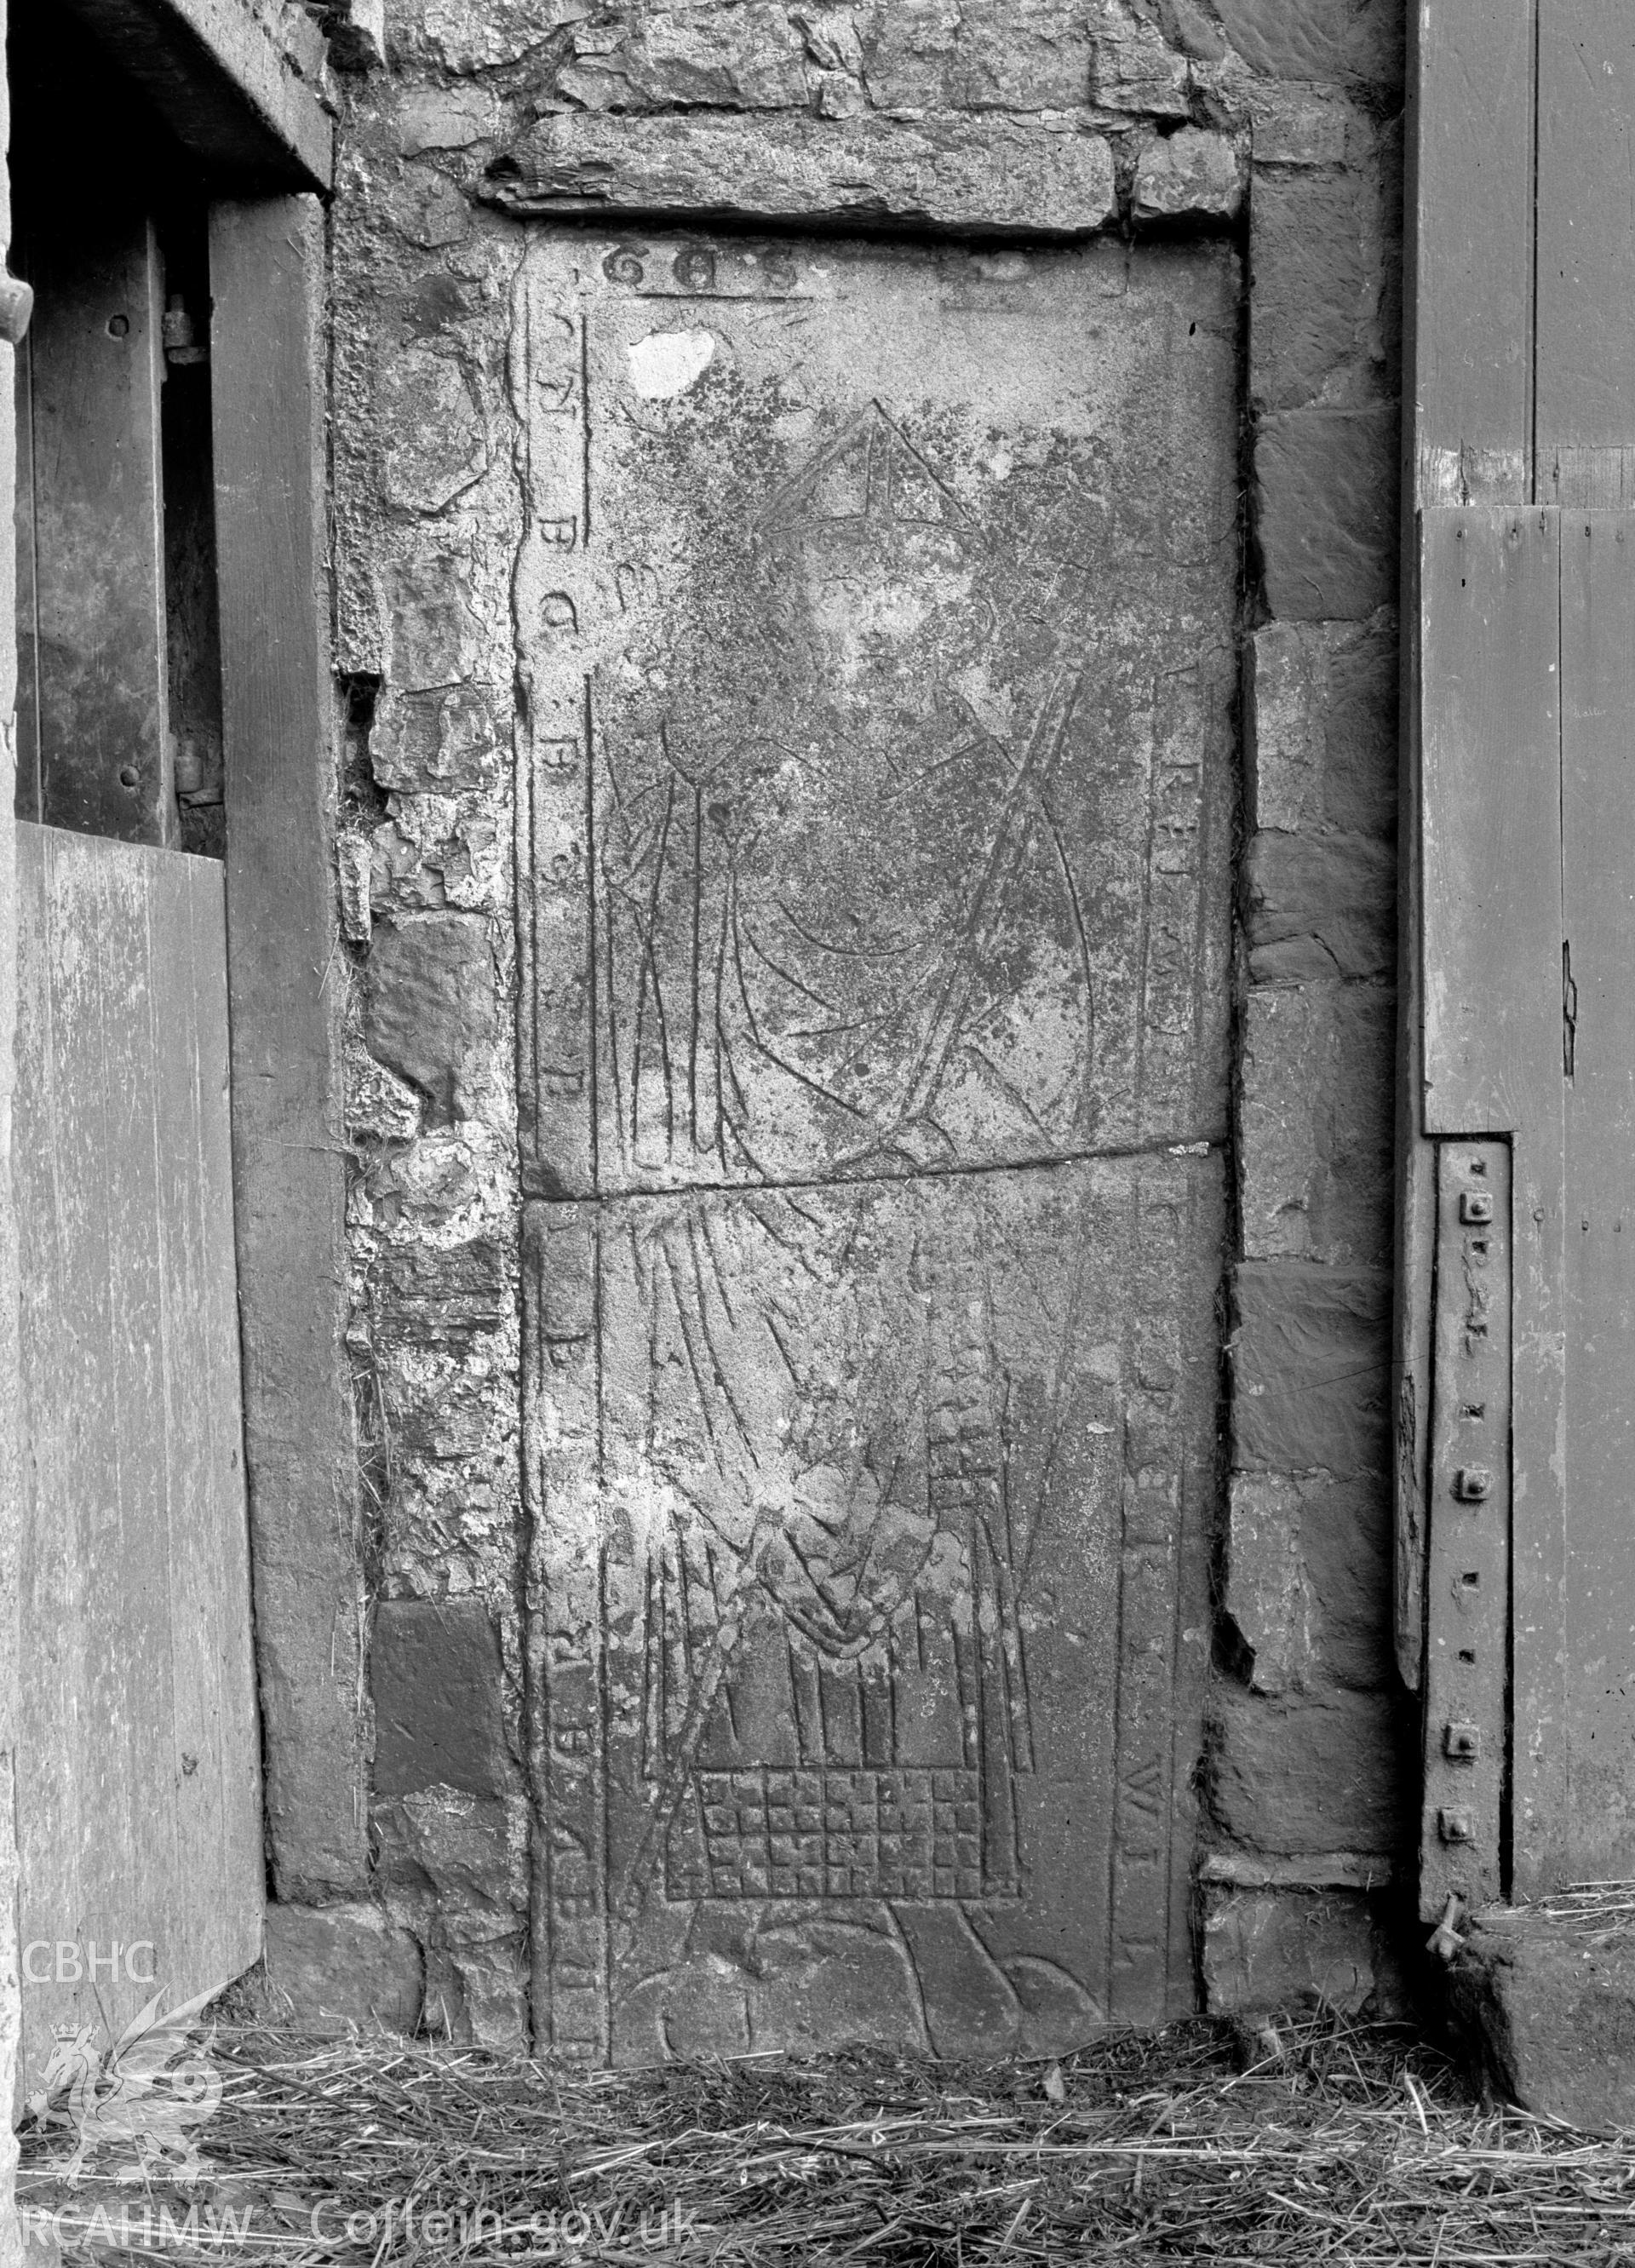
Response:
[1552, 514, 1635, 1878]
[1420, 1141, 1511, 1921]
[1537, 0, 1635, 504]
[1398, 3, 1537, 1686]
[210, 197, 366, 1899]
[1409, 0, 1535, 507]
[1420, 508, 1562, 1134]
[20, 205, 171, 843]
[14, 823, 261, 2087]
[60, 0, 332, 191]
[1418, 508, 1568, 1903]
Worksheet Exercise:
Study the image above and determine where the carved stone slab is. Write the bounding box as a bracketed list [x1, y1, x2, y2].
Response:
[512, 233, 1236, 1197]
[514, 233, 1236, 2058]
[524, 1153, 1220, 2061]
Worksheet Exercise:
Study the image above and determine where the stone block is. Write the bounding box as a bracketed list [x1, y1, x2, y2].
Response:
[1091, 2, 1192, 114]
[1244, 830, 1395, 982]
[1202, 1884, 1385, 2014]
[261, 1901, 422, 2033]
[364, 913, 497, 1126]
[1248, 615, 1397, 839]
[1240, 981, 1393, 1265]
[1246, 85, 1351, 167]
[374, 680, 508, 798]
[371, 1598, 509, 1796]
[1133, 128, 1243, 221]
[1232, 1260, 1391, 1475]
[525, 1153, 1223, 2057]
[371, 1238, 511, 1352]
[1450, 1911, 1635, 2130]
[1216, 0, 1405, 89]
[486, 112, 1118, 237]
[1255, 406, 1398, 620]
[1251, 172, 1373, 412]
[555, 4, 809, 112]
[1209, 1680, 1414, 1854]
[376, 351, 488, 518]
[395, 83, 496, 155]
[1225, 1471, 1393, 1694]
[373, 1788, 530, 2048]
[859, 0, 1094, 112]
[383, 549, 479, 691]
[1156, 0, 1230, 63]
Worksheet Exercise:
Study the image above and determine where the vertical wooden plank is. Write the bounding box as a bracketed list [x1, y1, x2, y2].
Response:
[95, 839, 181, 1982]
[185, 862, 264, 1967]
[13, 828, 81, 2081]
[20, 206, 171, 842]
[17, 830, 147, 2065]
[148, 853, 261, 1987]
[1400, 0, 1537, 1684]
[1556, 513, 1635, 1880]
[1410, 0, 1536, 508]
[1537, 0, 1635, 505]
[1420, 509, 1562, 1133]
[1418, 507, 1567, 1907]
[15, 825, 261, 2081]
[0, 0, 26, 2162]
[210, 197, 366, 1900]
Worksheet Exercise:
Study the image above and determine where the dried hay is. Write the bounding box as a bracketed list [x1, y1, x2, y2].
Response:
[17, 2008, 1635, 2265]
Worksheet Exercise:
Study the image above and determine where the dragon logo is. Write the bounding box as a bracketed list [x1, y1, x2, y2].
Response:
[27, 1986, 223, 2187]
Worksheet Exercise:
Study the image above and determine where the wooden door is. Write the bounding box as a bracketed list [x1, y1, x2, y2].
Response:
[1406, 0, 1635, 1917]
[515, 232, 1237, 2059]
[10, 159, 261, 2082]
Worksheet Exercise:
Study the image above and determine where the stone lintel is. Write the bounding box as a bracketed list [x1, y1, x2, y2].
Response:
[485, 112, 1117, 238]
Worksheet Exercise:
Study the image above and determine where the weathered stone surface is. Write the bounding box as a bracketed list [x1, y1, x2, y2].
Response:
[554, 4, 810, 112]
[1209, 1681, 1414, 1854]
[261, 1902, 423, 2033]
[1252, 173, 1374, 412]
[389, 0, 585, 72]
[1157, 0, 1230, 63]
[1248, 615, 1397, 838]
[376, 349, 488, 516]
[1239, 981, 1393, 1264]
[1091, 2, 1192, 114]
[1232, 1261, 1391, 1474]
[395, 83, 496, 156]
[371, 686, 507, 795]
[487, 112, 1118, 236]
[372, 1598, 509, 1795]
[382, 549, 481, 690]
[1245, 85, 1351, 166]
[1256, 406, 1398, 620]
[1216, 0, 1405, 89]
[527, 1153, 1223, 2059]
[509, 233, 1234, 1199]
[1244, 831, 1395, 982]
[1133, 128, 1243, 221]
[1450, 1912, 1635, 2130]
[1202, 1885, 1386, 2014]
[858, 0, 1093, 112]
[364, 914, 496, 1126]
[374, 1788, 530, 2048]
[1225, 1471, 1393, 1694]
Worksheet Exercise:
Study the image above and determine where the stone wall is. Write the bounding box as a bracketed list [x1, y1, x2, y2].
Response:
[1213, 0, 1408, 2013]
[271, 0, 1412, 2043]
